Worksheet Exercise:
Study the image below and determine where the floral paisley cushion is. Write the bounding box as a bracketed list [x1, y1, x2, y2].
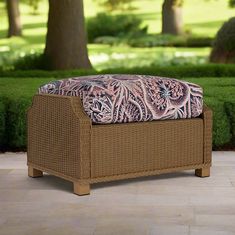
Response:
[38, 74, 203, 124]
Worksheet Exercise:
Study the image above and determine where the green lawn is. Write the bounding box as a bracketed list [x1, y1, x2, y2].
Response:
[0, 76, 234, 101]
[0, 0, 234, 70]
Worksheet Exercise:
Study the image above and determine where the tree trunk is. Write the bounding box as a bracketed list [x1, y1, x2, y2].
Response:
[44, 0, 92, 70]
[6, 0, 22, 37]
[162, 0, 183, 35]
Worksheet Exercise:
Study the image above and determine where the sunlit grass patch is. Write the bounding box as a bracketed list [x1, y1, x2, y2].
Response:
[88, 45, 210, 70]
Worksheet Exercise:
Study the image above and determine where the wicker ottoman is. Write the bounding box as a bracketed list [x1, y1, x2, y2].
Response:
[27, 92, 212, 196]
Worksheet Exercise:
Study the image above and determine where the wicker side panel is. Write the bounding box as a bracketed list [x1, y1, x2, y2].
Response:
[202, 106, 213, 164]
[27, 94, 91, 179]
[91, 118, 203, 178]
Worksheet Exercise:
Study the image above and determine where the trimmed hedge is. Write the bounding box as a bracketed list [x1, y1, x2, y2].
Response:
[0, 99, 6, 150]
[6, 97, 31, 150]
[128, 35, 213, 48]
[0, 97, 32, 151]
[101, 64, 235, 78]
[1, 64, 235, 78]
[205, 99, 232, 147]
[0, 76, 234, 151]
[0, 96, 233, 151]
[225, 102, 235, 145]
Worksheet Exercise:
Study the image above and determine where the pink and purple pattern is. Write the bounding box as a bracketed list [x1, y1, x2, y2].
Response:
[38, 74, 203, 124]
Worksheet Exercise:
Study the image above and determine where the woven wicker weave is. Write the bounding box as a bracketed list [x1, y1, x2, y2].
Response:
[27, 94, 212, 195]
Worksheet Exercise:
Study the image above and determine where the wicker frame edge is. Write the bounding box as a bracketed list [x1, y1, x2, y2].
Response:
[27, 94, 212, 185]
[28, 162, 211, 184]
[27, 94, 92, 180]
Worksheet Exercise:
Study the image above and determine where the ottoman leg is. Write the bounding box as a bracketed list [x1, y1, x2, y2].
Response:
[195, 167, 210, 177]
[28, 166, 43, 177]
[74, 182, 90, 196]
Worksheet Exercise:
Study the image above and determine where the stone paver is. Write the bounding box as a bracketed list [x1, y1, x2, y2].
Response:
[0, 152, 235, 235]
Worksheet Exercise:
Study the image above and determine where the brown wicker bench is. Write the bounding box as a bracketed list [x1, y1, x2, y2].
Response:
[27, 94, 212, 196]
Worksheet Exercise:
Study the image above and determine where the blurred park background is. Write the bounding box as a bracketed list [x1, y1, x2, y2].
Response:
[1, 0, 235, 70]
[0, 0, 234, 151]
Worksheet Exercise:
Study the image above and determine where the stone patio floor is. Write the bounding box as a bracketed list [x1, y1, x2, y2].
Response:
[0, 151, 235, 235]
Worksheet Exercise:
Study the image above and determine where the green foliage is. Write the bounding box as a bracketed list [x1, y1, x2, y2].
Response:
[0, 69, 97, 79]
[213, 17, 235, 52]
[225, 102, 235, 145]
[94, 36, 120, 45]
[205, 99, 232, 147]
[96, 0, 134, 11]
[212, 105, 232, 147]
[0, 99, 6, 150]
[6, 97, 31, 150]
[186, 36, 213, 47]
[22, 0, 41, 14]
[0, 51, 19, 71]
[0, 50, 49, 72]
[0, 95, 31, 151]
[1, 64, 235, 78]
[229, 0, 235, 7]
[87, 13, 147, 42]
[173, 0, 184, 7]
[28, 0, 40, 14]
[128, 35, 185, 47]
[13, 53, 50, 70]
[1, 46, 211, 71]
[210, 17, 235, 63]
[128, 34, 213, 48]
[101, 64, 235, 78]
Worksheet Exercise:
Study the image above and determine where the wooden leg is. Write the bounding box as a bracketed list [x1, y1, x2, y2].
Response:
[28, 166, 43, 178]
[195, 167, 210, 177]
[73, 182, 90, 196]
